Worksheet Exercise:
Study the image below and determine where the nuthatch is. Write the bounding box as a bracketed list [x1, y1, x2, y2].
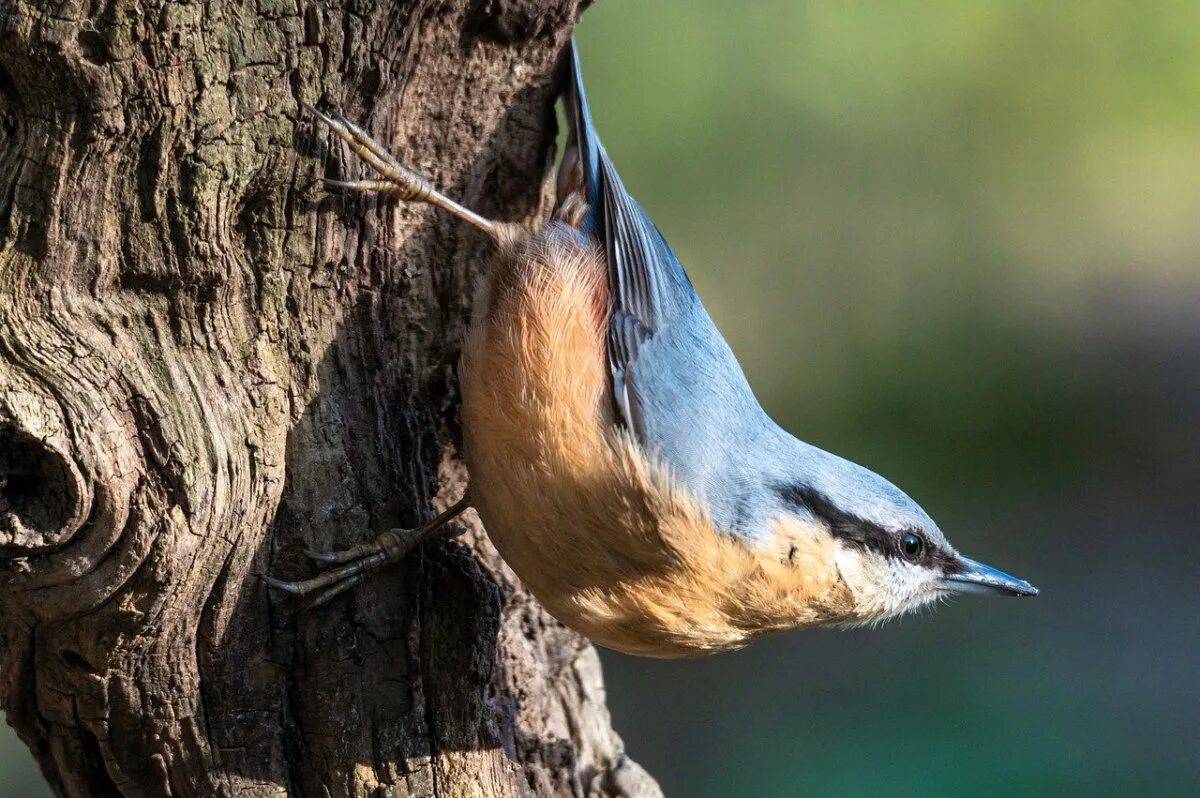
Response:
[266, 40, 1037, 657]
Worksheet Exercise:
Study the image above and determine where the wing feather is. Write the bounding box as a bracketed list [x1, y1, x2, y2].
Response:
[560, 38, 775, 539]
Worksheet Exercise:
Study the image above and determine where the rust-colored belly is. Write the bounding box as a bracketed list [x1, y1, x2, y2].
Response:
[458, 227, 843, 657]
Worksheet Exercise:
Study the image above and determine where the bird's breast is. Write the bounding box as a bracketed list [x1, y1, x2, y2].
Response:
[459, 225, 852, 657]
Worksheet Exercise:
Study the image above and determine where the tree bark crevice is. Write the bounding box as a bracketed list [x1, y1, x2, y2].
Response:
[0, 1, 659, 794]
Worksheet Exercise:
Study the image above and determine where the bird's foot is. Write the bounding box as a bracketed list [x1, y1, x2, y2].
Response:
[264, 497, 470, 608]
[305, 104, 496, 235]
[263, 529, 417, 608]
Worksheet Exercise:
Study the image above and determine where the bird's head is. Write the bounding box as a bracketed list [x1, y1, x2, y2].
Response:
[775, 458, 1036, 625]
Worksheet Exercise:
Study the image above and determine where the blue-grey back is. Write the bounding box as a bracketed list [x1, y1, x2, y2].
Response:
[563, 39, 941, 547]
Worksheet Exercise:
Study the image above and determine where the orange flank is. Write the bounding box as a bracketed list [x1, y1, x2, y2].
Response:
[460, 225, 853, 658]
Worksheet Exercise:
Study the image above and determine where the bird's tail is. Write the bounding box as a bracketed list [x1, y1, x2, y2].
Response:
[555, 36, 695, 322]
[557, 38, 604, 236]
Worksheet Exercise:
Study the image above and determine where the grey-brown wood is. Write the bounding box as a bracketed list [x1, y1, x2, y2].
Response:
[0, 0, 659, 794]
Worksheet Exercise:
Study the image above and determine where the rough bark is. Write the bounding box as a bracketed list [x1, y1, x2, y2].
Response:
[0, 0, 659, 795]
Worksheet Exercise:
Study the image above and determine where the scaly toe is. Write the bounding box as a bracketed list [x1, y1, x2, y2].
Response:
[304, 571, 374, 609]
[261, 574, 306, 595]
[262, 552, 387, 600]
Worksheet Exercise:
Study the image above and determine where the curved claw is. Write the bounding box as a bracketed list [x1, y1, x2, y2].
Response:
[262, 496, 472, 608]
[262, 552, 388, 600]
[304, 542, 379, 566]
[261, 574, 308, 596]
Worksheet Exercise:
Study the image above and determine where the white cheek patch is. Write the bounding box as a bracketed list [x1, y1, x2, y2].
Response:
[881, 560, 941, 618]
[833, 543, 942, 622]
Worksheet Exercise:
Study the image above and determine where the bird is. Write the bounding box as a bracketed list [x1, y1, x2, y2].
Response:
[265, 39, 1037, 658]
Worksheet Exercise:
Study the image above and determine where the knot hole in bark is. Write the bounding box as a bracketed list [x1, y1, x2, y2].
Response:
[0, 423, 84, 556]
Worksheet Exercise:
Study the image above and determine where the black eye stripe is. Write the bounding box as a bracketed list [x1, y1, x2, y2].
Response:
[776, 483, 896, 558]
[778, 483, 963, 572]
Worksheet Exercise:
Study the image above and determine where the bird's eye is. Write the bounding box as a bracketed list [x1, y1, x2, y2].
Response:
[900, 532, 926, 562]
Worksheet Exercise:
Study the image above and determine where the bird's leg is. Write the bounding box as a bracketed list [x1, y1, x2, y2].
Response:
[264, 496, 471, 608]
[305, 104, 498, 237]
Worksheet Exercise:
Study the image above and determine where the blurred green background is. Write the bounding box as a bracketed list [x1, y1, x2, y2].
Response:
[579, 1, 1199, 796]
[4, 0, 1198, 794]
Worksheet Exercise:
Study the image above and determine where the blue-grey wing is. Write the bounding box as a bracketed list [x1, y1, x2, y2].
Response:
[564, 40, 778, 539]
[564, 40, 694, 425]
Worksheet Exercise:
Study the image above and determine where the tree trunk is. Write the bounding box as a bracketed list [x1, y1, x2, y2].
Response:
[0, 1, 659, 795]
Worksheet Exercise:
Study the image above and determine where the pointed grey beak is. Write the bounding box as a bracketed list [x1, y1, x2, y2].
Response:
[942, 556, 1038, 597]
